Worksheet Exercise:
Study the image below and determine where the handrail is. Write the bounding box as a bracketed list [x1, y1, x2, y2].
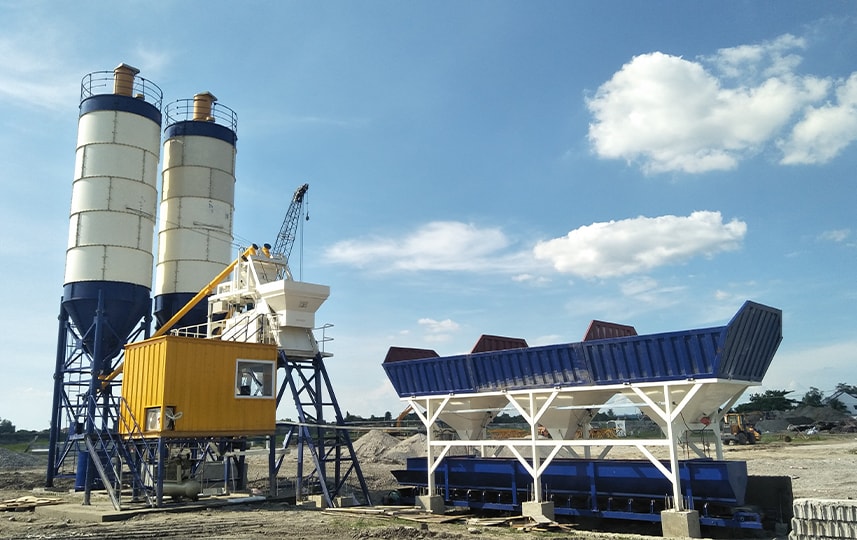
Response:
[164, 98, 238, 132]
[80, 70, 163, 108]
[80, 394, 158, 509]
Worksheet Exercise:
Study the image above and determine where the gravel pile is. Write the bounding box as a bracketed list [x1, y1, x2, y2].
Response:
[756, 406, 856, 433]
[0, 448, 46, 470]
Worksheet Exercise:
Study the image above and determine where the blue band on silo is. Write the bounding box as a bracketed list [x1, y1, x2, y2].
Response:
[164, 120, 237, 146]
[80, 94, 162, 125]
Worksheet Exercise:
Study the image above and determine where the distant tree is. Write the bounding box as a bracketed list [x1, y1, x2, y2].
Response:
[801, 387, 825, 407]
[593, 409, 617, 421]
[834, 383, 857, 396]
[735, 389, 796, 412]
[0, 418, 15, 435]
[344, 411, 363, 422]
[828, 398, 848, 412]
[492, 413, 523, 424]
[384, 411, 392, 422]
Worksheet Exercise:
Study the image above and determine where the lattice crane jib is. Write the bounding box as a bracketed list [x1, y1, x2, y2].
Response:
[273, 183, 309, 277]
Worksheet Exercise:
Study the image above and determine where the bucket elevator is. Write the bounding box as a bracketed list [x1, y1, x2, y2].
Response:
[48, 65, 369, 510]
[383, 301, 785, 530]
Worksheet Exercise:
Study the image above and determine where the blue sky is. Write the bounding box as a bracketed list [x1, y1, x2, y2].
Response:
[1, 2, 855, 430]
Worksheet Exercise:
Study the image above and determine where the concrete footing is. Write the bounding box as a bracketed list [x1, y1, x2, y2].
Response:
[522, 500, 555, 522]
[306, 494, 328, 509]
[416, 494, 445, 514]
[661, 509, 701, 538]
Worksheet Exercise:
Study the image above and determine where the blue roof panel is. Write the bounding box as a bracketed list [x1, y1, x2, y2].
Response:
[382, 301, 782, 397]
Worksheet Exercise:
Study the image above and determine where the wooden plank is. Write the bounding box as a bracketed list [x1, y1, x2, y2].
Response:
[0, 496, 63, 512]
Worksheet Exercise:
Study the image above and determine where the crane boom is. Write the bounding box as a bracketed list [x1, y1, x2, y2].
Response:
[273, 183, 309, 266]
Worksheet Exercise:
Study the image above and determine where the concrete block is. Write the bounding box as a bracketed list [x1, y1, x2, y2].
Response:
[661, 509, 701, 538]
[334, 495, 357, 508]
[307, 494, 328, 509]
[416, 494, 445, 514]
[522, 501, 555, 522]
[793, 498, 857, 522]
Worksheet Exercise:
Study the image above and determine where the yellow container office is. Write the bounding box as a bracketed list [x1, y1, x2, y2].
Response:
[120, 336, 278, 438]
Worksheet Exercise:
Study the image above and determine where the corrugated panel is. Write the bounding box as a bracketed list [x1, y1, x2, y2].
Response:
[583, 320, 638, 341]
[121, 336, 278, 437]
[382, 301, 782, 397]
[470, 335, 528, 353]
[718, 301, 783, 381]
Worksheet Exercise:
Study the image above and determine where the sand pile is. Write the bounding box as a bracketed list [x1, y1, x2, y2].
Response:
[384, 433, 428, 463]
[353, 431, 478, 464]
[352, 429, 402, 463]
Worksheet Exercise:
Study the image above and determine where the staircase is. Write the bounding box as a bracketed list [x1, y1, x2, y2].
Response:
[78, 394, 159, 510]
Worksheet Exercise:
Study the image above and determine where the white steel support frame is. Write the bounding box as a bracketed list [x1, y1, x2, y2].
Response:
[404, 378, 755, 510]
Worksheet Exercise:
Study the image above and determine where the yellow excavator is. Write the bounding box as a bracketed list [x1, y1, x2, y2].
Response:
[721, 413, 762, 445]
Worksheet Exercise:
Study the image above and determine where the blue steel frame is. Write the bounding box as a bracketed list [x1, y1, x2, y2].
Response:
[46, 292, 151, 489]
[396, 456, 762, 530]
[268, 351, 371, 506]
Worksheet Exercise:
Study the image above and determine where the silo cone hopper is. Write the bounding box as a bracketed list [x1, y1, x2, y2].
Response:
[256, 279, 330, 359]
[62, 283, 151, 362]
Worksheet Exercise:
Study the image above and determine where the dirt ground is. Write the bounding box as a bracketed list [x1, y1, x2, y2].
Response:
[0, 435, 855, 540]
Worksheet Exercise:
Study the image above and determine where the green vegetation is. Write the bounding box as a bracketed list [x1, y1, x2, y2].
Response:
[735, 382, 855, 413]
[0, 418, 49, 451]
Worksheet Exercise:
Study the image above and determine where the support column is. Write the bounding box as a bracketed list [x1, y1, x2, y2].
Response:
[663, 385, 683, 511]
[412, 398, 448, 514]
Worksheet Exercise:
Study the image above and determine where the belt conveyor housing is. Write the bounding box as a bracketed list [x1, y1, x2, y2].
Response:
[393, 456, 766, 529]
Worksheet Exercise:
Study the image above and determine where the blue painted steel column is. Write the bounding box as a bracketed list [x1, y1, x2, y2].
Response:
[83, 292, 106, 506]
[156, 437, 165, 506]
[46, 300, 69, 487]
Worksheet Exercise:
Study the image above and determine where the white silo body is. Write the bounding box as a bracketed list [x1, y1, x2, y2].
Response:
[63, 64, 162, 359]
[154, 92, 237, 329]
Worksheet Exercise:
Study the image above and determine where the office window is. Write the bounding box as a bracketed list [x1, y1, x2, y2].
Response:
[236, 360, 274, 398]
[145, 406, 176, 431]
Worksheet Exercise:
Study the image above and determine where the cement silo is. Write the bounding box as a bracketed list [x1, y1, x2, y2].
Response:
[154, 92, 237, 330]
[48, 64, 162, 486]
[62, 62, 162, 364]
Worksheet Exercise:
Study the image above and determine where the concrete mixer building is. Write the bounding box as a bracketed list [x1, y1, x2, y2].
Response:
[47, 64, 368, 510]
[44, 62, 790, 538]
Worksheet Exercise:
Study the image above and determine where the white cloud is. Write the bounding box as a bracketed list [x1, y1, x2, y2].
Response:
[324, 221, 529, 272]
[762, 340, 857, 396]
[327, 214, 746, 280]
[779, 73, 857, 164]
[707, 34, 807, 81]
[620, 276, 658, 297]
[817, 229, 851, 243]
[533, 211, 746, 278]
[133, 44, 172, 76]
[418, 317, 460, 343]
[0, 18, 82, 110]
[587, 34, 851, 173]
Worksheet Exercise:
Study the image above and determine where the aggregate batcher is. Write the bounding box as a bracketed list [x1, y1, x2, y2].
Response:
[383, 301, 790, 531]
